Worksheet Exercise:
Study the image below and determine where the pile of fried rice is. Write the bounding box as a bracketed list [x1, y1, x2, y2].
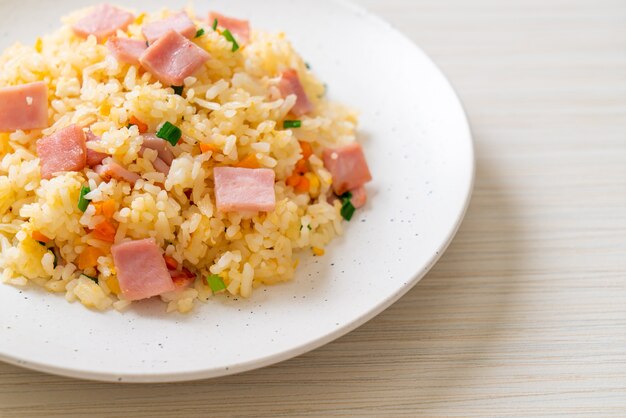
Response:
[0, 6, 363, 313]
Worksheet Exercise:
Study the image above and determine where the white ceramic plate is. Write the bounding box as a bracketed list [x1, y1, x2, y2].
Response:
[0, 0, 473, 382]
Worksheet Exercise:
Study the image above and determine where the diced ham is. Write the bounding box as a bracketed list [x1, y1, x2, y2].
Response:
[278, 69, 313, 117]
[141, 134, 174, 164]
[72, 4, 134, 43]
[213, 167, 276, 212]
[349, 185, 367, 209]
[139, 147, 170, 175]
[139, 30, 210, 86]
[36, 124, 86, 180]
[106, 37, 147, 65]
[322, 143, 372, 195]
[95, 159, 140, 186]
[111, 239, 175, 301]
[209, 12, 250, 44]
[0, 82, 48, 132]
[142, 11, 196, 44]
[85, 131, 109, 167]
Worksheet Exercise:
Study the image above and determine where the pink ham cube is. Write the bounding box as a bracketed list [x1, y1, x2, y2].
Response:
[139, 30, 210, 86]
[72, 4, 134, 43]
[142, 11, 196, 44]
[36, 124, 87, 180]
[322, 143, 372, 195]
[85, 131, 109, 167]
[213, 167, 276, 212]
[278, 69, 313, 117]
[106, 37, 147, 65]
[111, 239, 175, 301]
[0, 82, 48, 132]
[349, 185, 368, 209]
[95, 159, 141, 186]
[141, 134, 174, 165]
[209, 12, 250, 44]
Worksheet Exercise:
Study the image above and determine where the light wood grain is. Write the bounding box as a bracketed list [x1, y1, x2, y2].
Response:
[2, 0, 626, 416]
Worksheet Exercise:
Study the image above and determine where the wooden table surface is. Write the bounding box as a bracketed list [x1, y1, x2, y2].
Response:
[2, 0, 626, 416]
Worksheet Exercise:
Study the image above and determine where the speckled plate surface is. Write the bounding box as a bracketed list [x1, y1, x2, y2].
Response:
[0, 0, 474, 382]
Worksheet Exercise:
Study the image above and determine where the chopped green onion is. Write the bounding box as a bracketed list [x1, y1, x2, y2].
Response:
[283, 120, 302, 129]
[78, 186, 91, 212]
[171, 85, 184, 96]
[195, 28, 205, 38]
[212, 18, 218, 31]
[308, 225, 312, 230]
[340, 199, 356, 221]
[222, 29, 239, 52]
[37, 240, 46, 246]
[305, 62, 311, 70]
[51, 250, 57, 268]
[156, 121, 182, 146]
[145, 41, 149, 47]
[126, 123, 133, 129]
[339, 191, 355, 221]
[81, 274, 98, 283]
[206, 274, 226, 293]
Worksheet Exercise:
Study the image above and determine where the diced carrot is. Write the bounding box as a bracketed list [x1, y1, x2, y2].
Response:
[32, 230, 51, 243]
[286, 173, 302, 187]
[235, 154, 260, 169]
[164, 255, 178, 270]
[78, 246, 105, 269]
[92, 220, 117, 243]
[92, 201, 103, 216]
[295, 158, 309, 174]
[299, 141, 313, 160]
[200, 143, 219, 154]
[295, 175, 310, 193]
[171, 268, 195, 288]
[129, 116, 148, 133]
[106, 277, 121, 295]
[101, 199, 116, 219]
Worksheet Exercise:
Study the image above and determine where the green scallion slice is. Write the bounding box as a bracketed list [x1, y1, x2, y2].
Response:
[283, 120, 302, 129]
[81, 274, 98, 283]
[156, 122, 182, 146]
[78, 186, 91, 212]
[212, 18, 218, 31]
[171, 85, 184, 96]
[51, 250, 57, 268]
[222, 29, 239, 52]
[340, 199, 356, 221]
[340, 191, 353, 202]
[195, 28, 205, 38]
[206, 274, 226, 293]
[305, 62, 311, 70]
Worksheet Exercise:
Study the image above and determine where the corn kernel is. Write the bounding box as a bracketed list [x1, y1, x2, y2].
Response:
[106, 277, 121, 295]
[305, 172, 320, 198]
[134, 12, 146, 25]
[312, 247, 325, 256]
